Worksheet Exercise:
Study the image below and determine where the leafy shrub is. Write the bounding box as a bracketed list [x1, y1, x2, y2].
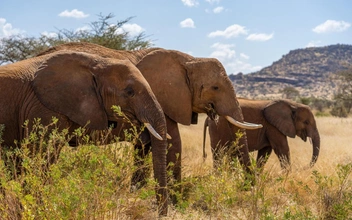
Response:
[330, 105, 348, 118]
[1, 117, 351, 219]
[0, 111, 159, 219]
[315, 111, 331, 117]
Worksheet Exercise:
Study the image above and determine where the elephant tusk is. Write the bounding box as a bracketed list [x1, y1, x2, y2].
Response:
[225, 116, 263, 130]
[144, 123, 163, 141]
[167, 133, 172, 139]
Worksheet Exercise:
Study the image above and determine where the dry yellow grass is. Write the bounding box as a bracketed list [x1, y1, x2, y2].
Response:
[2, 114, 350, 219]
[167, 114, 352, 219]
[180, 114, 352, 177]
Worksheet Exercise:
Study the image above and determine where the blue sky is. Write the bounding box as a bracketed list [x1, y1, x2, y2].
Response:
[1, 0, 351, 74]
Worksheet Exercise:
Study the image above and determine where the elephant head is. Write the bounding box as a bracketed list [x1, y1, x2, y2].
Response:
[32, 52, 165, 138]
[136, 49, 261, 130]
[263, 100, 320, 167]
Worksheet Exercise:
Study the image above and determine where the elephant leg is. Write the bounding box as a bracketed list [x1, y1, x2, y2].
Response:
[211, 142, 227, 169]
[233, 131, 255, 187]
[270, 138, 291, 170]
[165, 116, 182, 204]
[237, 131, 252, 174]
[266, 129, 291, 170]
[256, 146, 272, 169]
[165, 116, 182, 183]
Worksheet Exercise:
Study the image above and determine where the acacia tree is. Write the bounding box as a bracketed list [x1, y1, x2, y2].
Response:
[280, 86, 300, 100]
[333, 67, 352, 115]
[0, 13, 152, 65]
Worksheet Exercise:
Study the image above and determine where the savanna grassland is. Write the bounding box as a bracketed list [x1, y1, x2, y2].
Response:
[0, 114, 351, 219]
[167, 114, 352, 219]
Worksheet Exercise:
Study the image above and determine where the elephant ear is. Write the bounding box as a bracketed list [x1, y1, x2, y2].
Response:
[263, 100, 296, 138]
[32, 52, 108, 130]
[136, 49, 193, 125]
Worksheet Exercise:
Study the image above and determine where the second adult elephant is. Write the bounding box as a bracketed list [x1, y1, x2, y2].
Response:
[203, 99, 320, 170]
[37, 42, 262, 189]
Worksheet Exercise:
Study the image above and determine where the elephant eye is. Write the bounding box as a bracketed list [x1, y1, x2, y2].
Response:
[304, 120, 309, 125]
[124, 86, 135, 97]
[212, 86, 219, 91]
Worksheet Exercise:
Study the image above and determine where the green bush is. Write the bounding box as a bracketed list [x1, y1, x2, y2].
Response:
[315, 111, 331, 117]
[0, 116, 158, 219]
[1, 118, 352, 219]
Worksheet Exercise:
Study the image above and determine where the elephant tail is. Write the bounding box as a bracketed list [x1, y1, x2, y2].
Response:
[203, 117, 209, 161]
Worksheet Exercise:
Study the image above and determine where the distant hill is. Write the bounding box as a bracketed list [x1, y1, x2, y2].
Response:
[230, 44, 352, 100]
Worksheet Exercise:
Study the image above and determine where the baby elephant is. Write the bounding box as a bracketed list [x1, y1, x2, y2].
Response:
[203, 98, 320, 170]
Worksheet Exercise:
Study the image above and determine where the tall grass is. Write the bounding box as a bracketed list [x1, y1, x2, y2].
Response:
[0, 115, 351, 219]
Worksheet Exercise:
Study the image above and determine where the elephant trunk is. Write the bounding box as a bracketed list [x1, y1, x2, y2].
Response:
[216, 100, 257, 184]
[150, 132, 168, 216]
[310, 129, 320, 167]
[227, 107, 253, 177]
[145, 115, 168, 216]
[136, 100, 168, 216]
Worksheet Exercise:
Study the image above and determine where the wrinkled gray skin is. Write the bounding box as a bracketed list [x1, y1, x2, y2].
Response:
[0, 51, 168, 215]
[204, 99, 320, 170]
[37, 42, 262, 199]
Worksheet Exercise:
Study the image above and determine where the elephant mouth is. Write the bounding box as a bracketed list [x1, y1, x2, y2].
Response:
[205, 103, 218, 121]
[299, 129, 308, 142]
[112, 110, 139, 126]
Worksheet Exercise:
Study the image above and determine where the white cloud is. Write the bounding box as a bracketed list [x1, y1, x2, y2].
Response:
[115, 23, 145, 37]
[208, 24, 248, 38]
[181, 0, 199, 7]
[210, 43, 236, 60]
[41, 31, 58, 38]
[205, 0, 220, 4]
[246, 32, 273, 41]
[306, 40, 322, 48]
[226, 60, 262, 74]
[240, 53, 249, 59]
[0, 18, 24, 37]
[209, 42, 260, 74]
[312, 20, 350, 33]
[180, 18, 195, 28]
[213, 6, 224, 13]
[58, 9, 89, 18]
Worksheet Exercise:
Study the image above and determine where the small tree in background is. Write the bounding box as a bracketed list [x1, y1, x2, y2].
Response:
[280, 86, 300, 100]
[332, 66, 352, 115]
[0, 13, 152, 64]
[330, 102, 348, 117]
[299, 97, 311, 105]
[310, 98, 333, 112]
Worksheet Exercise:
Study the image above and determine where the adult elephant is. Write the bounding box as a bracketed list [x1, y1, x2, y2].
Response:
[0, 50, 168, 216]
[37, 42, 262, 190]
[203, 99, 320, 170]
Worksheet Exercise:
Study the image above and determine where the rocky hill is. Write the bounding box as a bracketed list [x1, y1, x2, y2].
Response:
[230, 44, 352, 100]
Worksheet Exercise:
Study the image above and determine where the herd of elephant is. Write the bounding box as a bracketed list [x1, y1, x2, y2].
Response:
[0, 42, 320, 216]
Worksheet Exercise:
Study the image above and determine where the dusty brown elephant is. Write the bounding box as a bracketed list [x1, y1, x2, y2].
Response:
[37, 42, 262, 192]
[0, 50, 169, 215]
[203, 99, 320, 170]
